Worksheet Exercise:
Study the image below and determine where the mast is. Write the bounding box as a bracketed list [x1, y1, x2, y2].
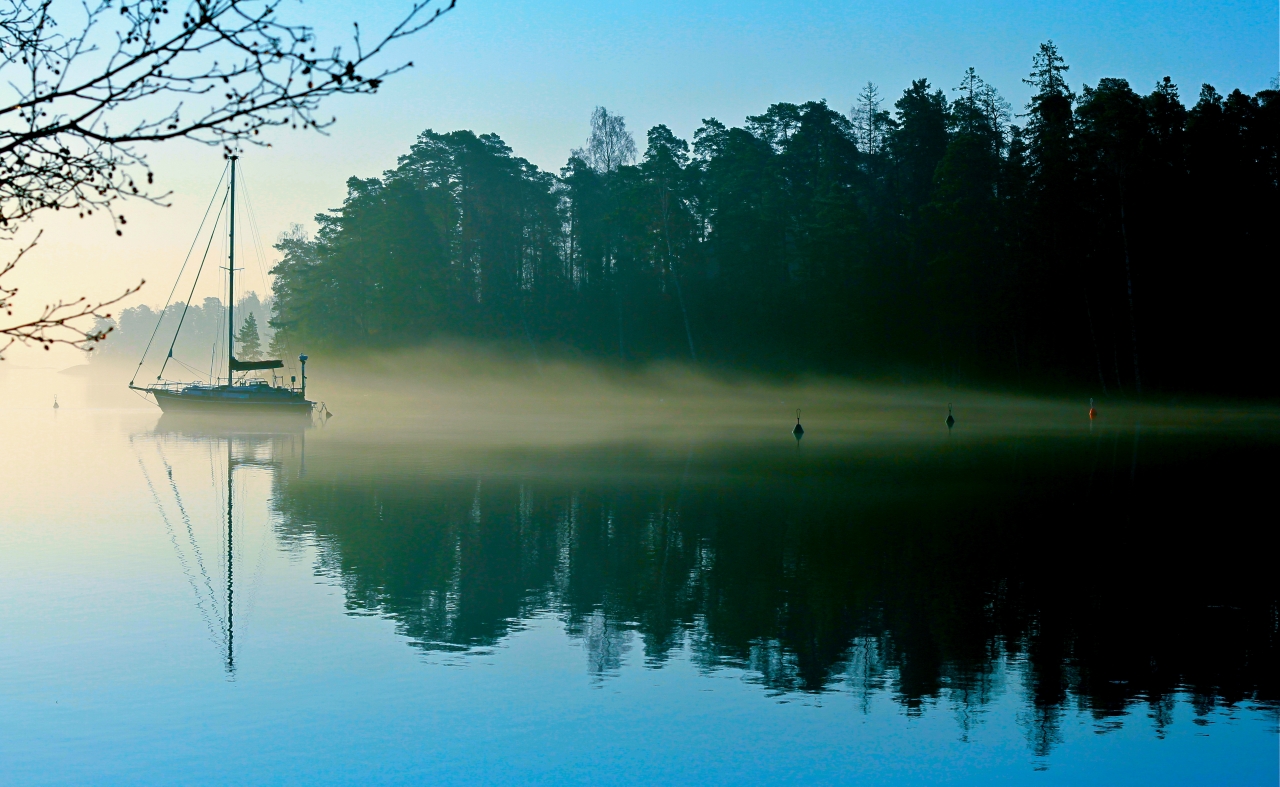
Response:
[227, 155, 237, 386]
[226, 437, 235, 674]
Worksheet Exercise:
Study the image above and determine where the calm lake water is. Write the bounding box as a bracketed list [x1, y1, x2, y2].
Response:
[1, 368, 1276, 785]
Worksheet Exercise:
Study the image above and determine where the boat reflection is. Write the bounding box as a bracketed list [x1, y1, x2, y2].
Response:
[133, 416, 308, 676]
[136, 419, 1279, 753]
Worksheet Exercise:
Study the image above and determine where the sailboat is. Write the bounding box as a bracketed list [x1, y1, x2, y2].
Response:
[130, 156, 315, 417]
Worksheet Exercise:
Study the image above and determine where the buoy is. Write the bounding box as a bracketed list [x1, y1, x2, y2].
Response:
[793, 409, 804, 441]
[1089, 398, 1097, 419]
[52, 395, 59, 410]
[945, 403, 954, 429]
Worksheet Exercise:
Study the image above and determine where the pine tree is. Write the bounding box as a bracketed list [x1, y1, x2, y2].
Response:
[889, 79, 950, 212]
[235, 313, 263, 361]
[1020, 41, 1080, 375]
[852, 82, 890, 155]
[267, 324, 290, 358]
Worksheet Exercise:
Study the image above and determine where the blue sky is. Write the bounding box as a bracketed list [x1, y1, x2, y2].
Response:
[354, 0, 1278, 171]
[13, 0, 1278, 359]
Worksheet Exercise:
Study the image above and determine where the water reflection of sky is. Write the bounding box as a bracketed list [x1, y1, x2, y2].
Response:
[0, 398, 1275, 785]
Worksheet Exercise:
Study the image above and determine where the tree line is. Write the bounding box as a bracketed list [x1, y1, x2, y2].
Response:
[268, 42, 1278, 396]
[93, 294, 274, 377]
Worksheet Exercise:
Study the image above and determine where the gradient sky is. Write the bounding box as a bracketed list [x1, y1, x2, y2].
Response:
[7, 0, 1277, 364]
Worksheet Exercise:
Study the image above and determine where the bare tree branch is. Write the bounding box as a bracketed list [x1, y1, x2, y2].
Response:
[0, 230, 143, 358]
[0, 0, 455, 356]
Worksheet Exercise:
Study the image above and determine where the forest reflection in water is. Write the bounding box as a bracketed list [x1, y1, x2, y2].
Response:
[146, 415, 1277, 757]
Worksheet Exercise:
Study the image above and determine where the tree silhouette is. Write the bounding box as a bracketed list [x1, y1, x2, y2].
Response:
[235, 313, 262, 361]
[263, 42, 1279, 397]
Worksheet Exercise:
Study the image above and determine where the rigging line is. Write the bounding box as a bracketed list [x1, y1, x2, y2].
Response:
[158, 188, 230, 382]
[131, 164, 230, 387]
[136, 450, 223, 644]
[157, 442, 227, 634]
[237, 184, 271, 359]
[210, 261, 227, 383]
[237, 166, 273, 298]
[169, 356, 206, 379]
[221, 218, 232, 372]
[165, 353, 207, 378]
[219, 224, 230, 378]
[243, 170, 273, 285]
[240, 177, 282, 363]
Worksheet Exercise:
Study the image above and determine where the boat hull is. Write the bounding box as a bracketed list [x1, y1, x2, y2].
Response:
[151, 388, 313, 416]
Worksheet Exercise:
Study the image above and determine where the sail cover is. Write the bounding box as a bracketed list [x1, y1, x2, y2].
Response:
[230, 357, 285, 371]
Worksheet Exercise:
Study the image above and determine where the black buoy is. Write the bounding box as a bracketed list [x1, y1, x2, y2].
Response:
[793, 408, 804, 441]
[945, 403, 954, 430]
[52, 395, 59, 410]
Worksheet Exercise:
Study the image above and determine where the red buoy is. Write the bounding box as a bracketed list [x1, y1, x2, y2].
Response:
[1089, 397, 1097, 419]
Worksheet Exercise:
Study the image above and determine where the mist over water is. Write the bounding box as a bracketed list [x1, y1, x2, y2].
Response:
[167, 343, 1280, 447]
[2, 352, 1277, 785]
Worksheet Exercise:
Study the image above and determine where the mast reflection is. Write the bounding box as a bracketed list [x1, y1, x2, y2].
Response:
[133, 414, 308, 676]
